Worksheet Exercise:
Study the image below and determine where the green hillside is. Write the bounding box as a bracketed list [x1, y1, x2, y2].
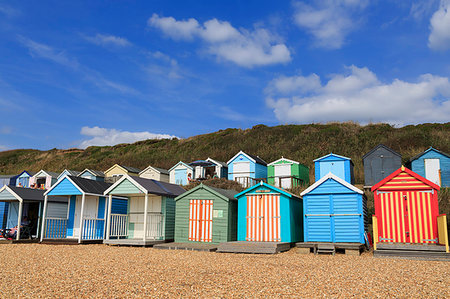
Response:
[1, 122, 449, 184]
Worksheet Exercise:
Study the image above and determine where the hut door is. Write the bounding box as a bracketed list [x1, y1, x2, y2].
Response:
[424, 159, 440, 186]
[274, 164, 291, 189]
[246, 194, 281, 242]
[188, 200, 213, 242]
[404, 191, 437, 244]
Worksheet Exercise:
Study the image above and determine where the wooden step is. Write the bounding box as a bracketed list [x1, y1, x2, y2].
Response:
[217, 241, 291, 254]
[316, 243, 335, 255]
[376, 243, 447, 252]
[374, 250, 450, 261]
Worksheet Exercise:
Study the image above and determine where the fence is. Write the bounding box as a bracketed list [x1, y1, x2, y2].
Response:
[44, 218, 68, 239]
[109, 214, 128, 238]
[146, 213, 164, 240]
[82, 218, 105, 240]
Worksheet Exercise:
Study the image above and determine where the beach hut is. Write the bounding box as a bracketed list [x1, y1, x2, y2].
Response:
[104, 164, 141, 183]
[409, 147, 450, 187]
[236, 182, 302, 243]
[372, 166, 448, 250]
[267, 157, 309, 189]
[77, 169, 105, 181]
[139, 165, 169, 182]
[363, 144, 402, 187]
[300, 173, 367, 244]
[174, 184, 238, 244]
[314, 153, 354, 184]
[15, 171, 35, 188]
[29, 170, 59, 190]
[169, 162, 194, 186]
[57, 169, 81, 181]
[189, 158, 228, 180]
[40, 176, 127, 244]
[0, 185, 67, 241]
[227, 151, 267, 188]
[103, 175, 185, 246]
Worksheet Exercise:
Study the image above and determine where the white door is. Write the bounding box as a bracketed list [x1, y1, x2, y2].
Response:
[274, 164, 291, 189]
[424, 159, 441, 186]
[73, 197, 98, 237]
[233, 162, 250, 187]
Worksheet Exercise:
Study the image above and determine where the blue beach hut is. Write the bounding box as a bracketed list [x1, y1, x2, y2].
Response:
[227, 151, 268, 188]
[77, 169, 106, 181]
[409, 147, 450, 187]
[314, 153, 354, 184]
[300, 173, 367, 244]
[40, 176, 127, 243]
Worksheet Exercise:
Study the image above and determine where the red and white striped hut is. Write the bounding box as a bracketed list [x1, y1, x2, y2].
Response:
[371, 166, 448, 251]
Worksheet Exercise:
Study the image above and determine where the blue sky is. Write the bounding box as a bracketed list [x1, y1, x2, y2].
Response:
[0, 0, 449, 151]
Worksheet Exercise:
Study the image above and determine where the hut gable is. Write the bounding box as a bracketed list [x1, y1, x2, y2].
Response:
[57, 169, 81, 181]
[372, 166, 440, 192]
[362, 144, 402, 187]
[301, 173, 363, 196]
[104, 164, 141, 178]
[314, 153, 354, 184]
[139, 165, 170, 182]
[410, 147, 450, 187]
[78, 169, 105, 181]
[268, 157, 309, 188]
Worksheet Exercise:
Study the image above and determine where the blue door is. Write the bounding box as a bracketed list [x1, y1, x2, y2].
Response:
[175, 169, 187, 185]
[305, 194, 332, 242]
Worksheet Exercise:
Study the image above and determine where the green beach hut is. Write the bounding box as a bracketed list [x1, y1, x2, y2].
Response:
[174, 184, 238, 244]
[267, 157, 309, 189]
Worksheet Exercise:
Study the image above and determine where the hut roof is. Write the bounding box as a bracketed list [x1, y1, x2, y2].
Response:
[301, 172, 363, 196]
[175, 184, 238, 202]
[371, 166, 440, 192]
[409, 147, 450, 162]
[362, 144, 401, 160]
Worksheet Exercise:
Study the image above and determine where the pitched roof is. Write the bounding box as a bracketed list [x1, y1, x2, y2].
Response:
[314, 153, 352, 162]
[206, 158, 228, 168]
[362, 144, 401, 160]
[235, 181, 301, 200]
[301, 172, 363, 196]
[175, 184, 237, 201]
[168, 161, 193, 172]
[17, 170, 36, 177]
[409, 147, 450, 162]
[227, 151, 267, 166]
[34, 170, 60, 178]
[78, 169, 105, 177]
[132, 176, 185, 197]
[1, 186, 66, 202]
[268, 157, 301, 166]
[58, 169, 81, 179]
[120, 165, 142, 173]
[140, 165, 169, 175]
[67, 176, 112, 194]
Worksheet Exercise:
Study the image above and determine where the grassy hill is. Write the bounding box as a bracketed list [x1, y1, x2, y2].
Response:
[1, 122, 448, 184]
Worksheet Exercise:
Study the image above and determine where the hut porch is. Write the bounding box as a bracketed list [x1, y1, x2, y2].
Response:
[296, 242, 366, 255]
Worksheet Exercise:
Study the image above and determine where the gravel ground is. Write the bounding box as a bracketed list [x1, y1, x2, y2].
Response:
[0, 244, 449, 298]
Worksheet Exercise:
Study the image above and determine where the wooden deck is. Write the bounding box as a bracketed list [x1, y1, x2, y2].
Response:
[217, 241, 292, 254]
[0, 238, 39, 244]
[40, 238, 103, 245]
[296, 242, 366, 255]
[103, 238, 167, 247]
[374, 243, 450, 261]
[153, 242, 218, 252]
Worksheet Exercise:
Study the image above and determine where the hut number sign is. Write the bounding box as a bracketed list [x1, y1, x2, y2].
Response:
[255, 189, 270, 193]
[213, 210, 223, 218]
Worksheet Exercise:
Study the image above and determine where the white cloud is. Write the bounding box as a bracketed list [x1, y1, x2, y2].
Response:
[148, 14, 291, 67]
[266, 65, 450, 126]
[85, 34, 131, 47]
[293, 0, 369, 49]
[79, 126, 178, 149]
[410, 0, 438, 21]
[429, 0, 450, 50]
